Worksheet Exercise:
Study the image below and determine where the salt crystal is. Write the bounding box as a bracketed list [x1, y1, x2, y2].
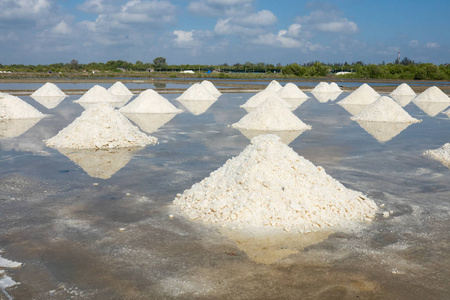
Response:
[424, 143, 450, 169]
[176, 83, 217, 101]
[119, 89, 182, 114]
[338, 83, 380, 105]
[174, 134, 377, 233]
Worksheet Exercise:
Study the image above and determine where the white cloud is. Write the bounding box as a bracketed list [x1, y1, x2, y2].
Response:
[188, 0, 253, 17]
[51, 21, 72, 35]
[296, 8, 358, 34]
[215, 18, 265, 36]
[426, 42, 440, 49]
[238, 10, 277, 26]
[409, 40, 419, 48]
[0, 0, 51, 19]
[173, 30, 194, 45]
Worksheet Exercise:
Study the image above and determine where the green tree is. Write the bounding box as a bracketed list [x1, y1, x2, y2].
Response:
[153, 57, 167, 69]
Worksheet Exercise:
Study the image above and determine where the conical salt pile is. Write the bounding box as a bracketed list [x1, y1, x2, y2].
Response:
[74, 85, 121, 105]
[413, 86, 450, 103]
[176, 83, 217, 101]
[424, 143, 450, 169]
[200, 80, 221, 97]
[338, 83, 380, 105]
[329, 82, 342, 92]
[264, 80, 283, 93]
[119, 89, 182, 114]
[31, 82, 66, 97]
[277, 83, 308, 99]
[108, 81, 133, 96]
[0, 93, 45, 119]
[240, 90, 291, 112]
[233, 97, 311, 131]
[351, 96, 421, 123]
[174, 134, 377, 233]
[311, 82, 331, 93]
[46, 103, 157, 149]
[390, 83, 416, 97]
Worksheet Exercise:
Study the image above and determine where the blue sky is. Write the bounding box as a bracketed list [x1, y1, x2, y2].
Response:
[0, 0, 448, 65]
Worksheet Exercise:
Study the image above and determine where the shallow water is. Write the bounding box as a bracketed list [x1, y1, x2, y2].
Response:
[0, 91, 449, 299]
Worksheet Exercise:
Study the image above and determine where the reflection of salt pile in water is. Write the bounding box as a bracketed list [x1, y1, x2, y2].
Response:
[0, 251, 22, 299]
[264, 80, 283, 93]
[240, 90, 292, 112]
[338, 83, 380, 105]
[0, 92, 46, 119]
[108, 81, 134, 102]
[221, 228, 331, 265]
[176, 83, 217, 115]
[389, 83, 416, 107]
[351, 96, 420, 142]
[232, 97, 311, 131]
[56, 148, 140, 179]
[200, 80, 221, 97]
[46, 103, 157, 149]
[31, 82, 67, 109]
[174, 134, 377, 233]
[74, 85, 123, 108]
[123, 113, 177, 133]
[311, 82, 342, 103]
[424, 143, 450, 169]
[119, 89, 182, 114]
[351, 96, 421, 123]
[276, 83, 309, 109]
[443, 108, 450, 118]
[0, 118, 43, 138]
[412, 86, 450, 117]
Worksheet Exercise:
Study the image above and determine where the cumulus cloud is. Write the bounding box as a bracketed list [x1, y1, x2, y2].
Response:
[51, 21, 72, 35]
[188, 0, 253, 17]
[426, 42, 440, 49]
[409, 40, 419, 48]
[296, 7, 358, 34]
[173, 30, 194, 46]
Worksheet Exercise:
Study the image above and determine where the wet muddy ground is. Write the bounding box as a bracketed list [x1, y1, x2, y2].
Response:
[0, 84, 449, 299]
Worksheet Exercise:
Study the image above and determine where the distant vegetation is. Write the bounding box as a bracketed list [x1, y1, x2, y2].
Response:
[0, 57, 449, 81]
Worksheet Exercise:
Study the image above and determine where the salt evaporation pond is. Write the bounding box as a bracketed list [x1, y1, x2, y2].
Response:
[0, 87, 449, 299]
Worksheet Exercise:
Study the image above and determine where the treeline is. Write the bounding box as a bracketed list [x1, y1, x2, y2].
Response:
[283, 59, 450, 80]
[0, 57, 449, 80]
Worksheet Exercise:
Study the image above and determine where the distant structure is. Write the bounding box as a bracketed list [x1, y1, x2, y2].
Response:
[395, 51, 401, 64]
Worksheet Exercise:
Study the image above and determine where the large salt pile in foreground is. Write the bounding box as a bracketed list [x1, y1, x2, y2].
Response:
[46, 104, 157, 149]
[240, 90, 292, 112]
[233, 97, 311, 131]
[277, 83, 308, 99]
[119, 89, 182, 114]
[424, 143, 450, 169]
[338, 83, 380, 105]
[74, 85, 121, 106]
[264, 80, 283, 93]
[0, 93, 46, 119]
[176, 83, 217, 101]
[351, 96, 421, 123]
[108, 81, 133, 97]
[31, 82, 66, 97]
[200, 80, 221, 97]
[174, 134, 377, 233]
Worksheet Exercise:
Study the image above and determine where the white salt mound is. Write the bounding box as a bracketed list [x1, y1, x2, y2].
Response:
[351, 96, 421, 123]
[119, 89, 182, 114]
[390, 83, 416, 97]
[277, 83, 308, 99]
[74, 85, 121, 104]
[264, 80, 283, 93]
[0, 93, 46, 119]
[233, 97, 311, 131]
[176, 83, 217, 101]
[424, 143, 450, 168]
[311, 82, 331, 93]
[413, 86, 450, 103]
[200, 80, 221, 97]
[174, 134, 377, 233]
[31, 82, 66, 97]
[46, 103, 157, 149]
[338, 83, 380, 105]
[241, 90, 291, 110]
[329, 82, 342, 92]
[108, 81, 133, 96]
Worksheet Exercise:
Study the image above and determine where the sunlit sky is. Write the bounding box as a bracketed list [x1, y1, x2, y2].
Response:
[1, 0, 448, 65]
